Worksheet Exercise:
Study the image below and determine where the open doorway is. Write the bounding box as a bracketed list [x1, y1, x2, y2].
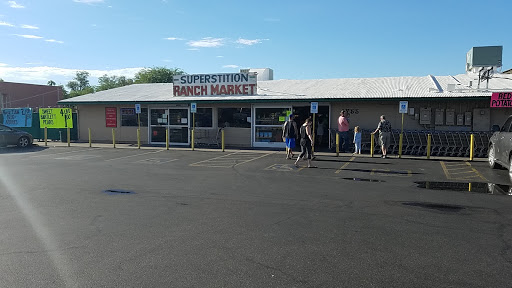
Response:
[292, 105, 330, 150]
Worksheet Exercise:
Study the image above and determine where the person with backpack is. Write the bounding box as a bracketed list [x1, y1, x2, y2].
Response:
[282, 114, 298, 159]
[295, 117, 316, 168]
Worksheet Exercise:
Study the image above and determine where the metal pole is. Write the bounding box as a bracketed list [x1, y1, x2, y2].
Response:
[371, 133, 374, 158]
[166, 129, 169, 150]
[399, 113, 404, 158]
[44, 127, 47, 146]
[67, 127, 70, 147]
[89, 128, 92, 148]
[112, 128, 116, 148]
[222, 129, 225, 152]
[427, 134, 431, 159]
[191, 130, 195, 151]
[470, 134, 474, 161]
[336, 133, 339, 157]
[312, 113, 316, 153]
[137, 129, 140, 149]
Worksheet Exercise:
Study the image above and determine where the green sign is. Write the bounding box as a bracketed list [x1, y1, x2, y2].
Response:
[39, 108, 73, 128]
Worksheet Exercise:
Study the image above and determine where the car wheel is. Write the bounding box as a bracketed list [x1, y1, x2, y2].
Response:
[488, 144, 498, 169]
[17, 136, 30, 148]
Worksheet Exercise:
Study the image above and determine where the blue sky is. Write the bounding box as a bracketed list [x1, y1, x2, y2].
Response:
[0, 0, 511, 86]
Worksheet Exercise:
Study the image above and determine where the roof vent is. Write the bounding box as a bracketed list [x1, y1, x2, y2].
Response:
[446, 84, 456, 92]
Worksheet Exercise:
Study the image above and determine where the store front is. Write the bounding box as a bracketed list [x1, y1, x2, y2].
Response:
[149, 106, 190, 145]
[252, 105, 291, 148]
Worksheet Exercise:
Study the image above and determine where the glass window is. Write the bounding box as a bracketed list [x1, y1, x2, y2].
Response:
[169, 109, 189, 126]
[255, 108, 288, 126]
[501, 117, 512, 132]
[255, 127, 285, 142]
[151, 109, 168, 126]
[218, 108, 251, 128]
[121, 108, 148, 127]
[191, 108, 212, 128]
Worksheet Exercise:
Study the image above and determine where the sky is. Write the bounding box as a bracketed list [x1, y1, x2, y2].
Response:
[0, 0, 511, 87]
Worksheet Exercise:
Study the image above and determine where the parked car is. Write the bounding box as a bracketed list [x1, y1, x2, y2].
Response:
[0, 124, 33, 148]
[488, 115, 512, 182]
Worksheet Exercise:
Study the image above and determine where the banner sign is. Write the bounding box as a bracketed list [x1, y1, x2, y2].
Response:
[173, 73, 257, 96]
[2, 108, 32, 127]
[105, 107, 117, 127]
[491, 92, 512, 108]
[39, 108, 73, 128]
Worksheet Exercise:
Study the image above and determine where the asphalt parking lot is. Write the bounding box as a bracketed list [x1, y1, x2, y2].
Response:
[1, 144, 512, 287]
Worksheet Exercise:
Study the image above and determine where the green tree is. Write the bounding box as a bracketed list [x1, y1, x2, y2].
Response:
[134, 67, 185, 83]
[96, 74, 134, 92]
[47, 80, 56, 86]
[66, 71, 94, 98]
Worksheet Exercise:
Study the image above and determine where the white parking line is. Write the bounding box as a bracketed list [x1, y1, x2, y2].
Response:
[29, 148, 103, 158]
[104, 150, 164, 162]
[190, 152, 273, 167]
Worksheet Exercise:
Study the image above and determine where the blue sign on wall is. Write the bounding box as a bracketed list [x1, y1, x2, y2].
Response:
[2, 108, 33, 127]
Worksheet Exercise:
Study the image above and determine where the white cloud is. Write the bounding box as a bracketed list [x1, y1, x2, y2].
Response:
[15, 34, 43, 39]
[236, 38, 268, 46]
[187, 37, 224, 48]
[0, 21, 15, 27]
[73, 0, 105, 4]
[8, 1, 24, 8]
[0, 63, 8, 67]
[164, 37, 184, 41]
[222, 65, 239, 69]
[216, 56, 224, 58]
[187, 48, 199, 51]
[21, 24, 39, 29]
[45, 39, 64, 44]
[0, 66, 143, 84]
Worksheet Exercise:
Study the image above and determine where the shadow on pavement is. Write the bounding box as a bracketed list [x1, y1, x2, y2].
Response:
[0, 145, 48, 154]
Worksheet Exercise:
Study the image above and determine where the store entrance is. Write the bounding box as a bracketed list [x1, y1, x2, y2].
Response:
[292, 105, 330, 150]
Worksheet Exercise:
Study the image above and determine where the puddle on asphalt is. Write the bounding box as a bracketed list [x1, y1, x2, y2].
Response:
[342, 178, 385, 183]
[103, 189, 135, 195]
[401, 202, 465, 212]
[415, 181, 512, 196]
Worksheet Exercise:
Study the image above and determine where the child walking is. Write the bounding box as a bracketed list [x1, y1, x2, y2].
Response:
[353, 126, 362, 154]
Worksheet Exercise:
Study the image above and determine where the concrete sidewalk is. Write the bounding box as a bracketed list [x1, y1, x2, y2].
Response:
[34, 140, 486, 162]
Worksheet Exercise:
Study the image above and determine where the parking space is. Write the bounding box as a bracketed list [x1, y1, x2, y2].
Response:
[3, 145, 510, 188]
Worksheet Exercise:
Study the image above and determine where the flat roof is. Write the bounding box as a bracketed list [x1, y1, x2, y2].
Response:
[58, 73, 512, 105]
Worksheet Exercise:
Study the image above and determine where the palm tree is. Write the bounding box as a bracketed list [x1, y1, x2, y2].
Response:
[47, 80, 56, 86]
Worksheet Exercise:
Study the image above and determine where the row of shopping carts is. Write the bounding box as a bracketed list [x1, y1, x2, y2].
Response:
[328, 129, 492, 158]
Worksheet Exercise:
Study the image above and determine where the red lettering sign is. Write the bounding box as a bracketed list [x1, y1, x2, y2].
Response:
[105, 107, 117, 127]
[491, 92, 512, 108]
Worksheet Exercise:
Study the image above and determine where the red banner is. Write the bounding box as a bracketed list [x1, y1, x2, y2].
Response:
[105, 107, 117, 127]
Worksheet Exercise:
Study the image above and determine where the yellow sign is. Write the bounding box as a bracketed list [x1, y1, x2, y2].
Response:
[39, 108, 73, 128]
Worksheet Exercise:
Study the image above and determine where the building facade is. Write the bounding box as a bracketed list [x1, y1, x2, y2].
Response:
[0, 81, 64, 110]
[59, 73, 512, 149]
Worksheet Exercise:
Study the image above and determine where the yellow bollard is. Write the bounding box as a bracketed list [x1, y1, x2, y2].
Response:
[89, 128, 92, 148]
[336, 133, 339, 157]
[370, 133, 374, 158]
[191, 129, 195, 151]
[67, 127, 70, 147]
[44, 127, 47, 146]
[112, 128, 116, 148]
[222, 129, 225, 152]
[166, 129, 169, 150]
[427, 134, 431, 159]
[137, 129, 140, 149]
[398, 133, 403, 158]
[470, 134, 474, 161]
[468, 182, 472, 192]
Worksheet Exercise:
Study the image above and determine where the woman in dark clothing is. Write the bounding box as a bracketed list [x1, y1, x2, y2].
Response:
[295, 117, 316, 168]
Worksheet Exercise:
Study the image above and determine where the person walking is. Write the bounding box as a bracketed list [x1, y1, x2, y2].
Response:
[338, 110, 350, 152]
[353, 126, 362, 155]
[295, 117, 316, 168]
[282, 114, 298, 159]
[371, 115, 392, 158]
